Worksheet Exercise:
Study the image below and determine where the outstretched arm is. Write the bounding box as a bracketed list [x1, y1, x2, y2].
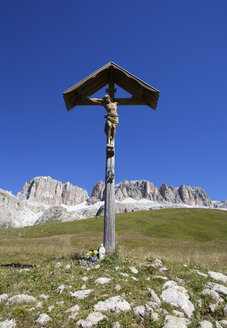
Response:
[86, 97, 104, 105]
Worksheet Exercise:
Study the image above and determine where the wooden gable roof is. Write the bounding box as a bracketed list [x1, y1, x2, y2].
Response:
[63, 62, 159, 111]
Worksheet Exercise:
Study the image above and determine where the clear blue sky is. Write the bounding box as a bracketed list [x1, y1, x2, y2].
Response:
[0, 0, 226, 200]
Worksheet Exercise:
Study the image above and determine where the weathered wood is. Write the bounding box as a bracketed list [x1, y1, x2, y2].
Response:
[104, 146, 115, 254]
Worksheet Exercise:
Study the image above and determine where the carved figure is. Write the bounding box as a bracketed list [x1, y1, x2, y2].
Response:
[87, 95, 119, 147]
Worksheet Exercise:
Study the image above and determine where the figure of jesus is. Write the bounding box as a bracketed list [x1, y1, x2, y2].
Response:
[87, 95, 119, 147]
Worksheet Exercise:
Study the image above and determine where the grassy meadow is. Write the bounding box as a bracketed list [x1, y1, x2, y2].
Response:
[0, 208, 226, 327]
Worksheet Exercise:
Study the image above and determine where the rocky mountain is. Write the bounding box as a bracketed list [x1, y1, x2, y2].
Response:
[17, 176, 88, 206]
[89, 180, 212, 207]
[0, 176, 225, 228]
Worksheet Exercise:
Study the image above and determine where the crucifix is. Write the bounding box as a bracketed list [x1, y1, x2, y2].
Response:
[63, 62, 159, 254]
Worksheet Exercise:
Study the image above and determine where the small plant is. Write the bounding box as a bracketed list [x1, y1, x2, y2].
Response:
[80, 249, 99, 266]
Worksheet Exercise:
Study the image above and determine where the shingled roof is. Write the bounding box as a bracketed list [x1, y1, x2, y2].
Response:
[63, 61, 159, 110]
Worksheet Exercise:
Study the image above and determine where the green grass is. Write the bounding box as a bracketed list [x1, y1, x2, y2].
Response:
[0, 208, 226, 327]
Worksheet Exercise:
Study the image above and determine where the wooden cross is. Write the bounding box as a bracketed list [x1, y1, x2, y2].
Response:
[63, 62, 159, 254]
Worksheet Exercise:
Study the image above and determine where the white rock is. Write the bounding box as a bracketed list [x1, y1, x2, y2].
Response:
[0, 319, 16, 328]
[153, 276, 168, 280]
[113, 322, 120, 328]
[65, 264, 71, 270]
[163, 281, 178, 289]
[197, 321, 213, 328]
[172, 310, 185, 317]
[153, 258, 163, 268]
[148, 288, 161, 305]
[196, 270, 208, 277]
[7, 294, 37, 305]
[219, 320, 227, 327]
[215, 322, 223, 328]
[55, 262, 62, 268]
[56, 301, 64, 305]
[115, 266, 119, 271]
[151, 312, 159, 321]
[65, 304, 80, 313]
[161, 282, 194, 317]
[94, 264, 100, 269]
[209, 303, 219, 312]
[120, 272, 129, 277]
[48, 305, 54, 312]
[82, 276, 88, 282]
[162, 315, 190, 328]
[94, 277, 111, 285]
[39, 294, 49, 301]
[36, 313, 52, 325]
[94, 296, 131, 313]
[76, 312, 107, 327]
[131, 277, 138, 281]
[208, 271, 227, 283]
[133, 304, 153, 318]
[36, 301, 43, 308]
[129, 267, 138, 274]
[202, 289, 223, 302]
[115, 284, 121, 291]
[70, 289, 93, 300]
[81, 284, 86, 290]
[223, 305, 227, 316]
[160, 267, 168, 272]
[206, 282, 227, 297]
[0, 294, 8, 303]
[57, 284, 66, 294]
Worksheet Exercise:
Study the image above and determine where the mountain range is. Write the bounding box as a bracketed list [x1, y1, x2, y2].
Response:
[0, 176, 226, 228]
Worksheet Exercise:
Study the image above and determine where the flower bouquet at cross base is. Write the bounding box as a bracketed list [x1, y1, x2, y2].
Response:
[80, 249, 99, 266]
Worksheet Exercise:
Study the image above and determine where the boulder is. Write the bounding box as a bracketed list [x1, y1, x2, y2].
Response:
[94, 296, 131, 313]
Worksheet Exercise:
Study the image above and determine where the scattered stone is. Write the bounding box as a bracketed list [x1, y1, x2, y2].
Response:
[0, 294, 8, 303]
[176, 278, 184, 284]
[209, 303, 219, 313]
[39, 294, 49, 301]
[151, 312, 159, 321]
[115, 266, 119, 271]
[161, 281, 194, 317]
[94, 296, 131, 313]
[56, 301, 64, 305]
[131, 277, 138, 281]
[223, 305, 227, 316]
[153, 276, 168, 280]
[76, 312, 107, 327]
[120, 272, 129, 277]
[148, 288, 161, 306]
[81, 284, 86, 290]
[206, 282, 227, 297]
[197, 321, 213, 328]
[115, 284, 121, 291]
[208, 271, 227, 283]
[215, 322, 223, 328]
[0, 319, 16, 328]
[48, 305, 54, 312]
[7, 294, 37, 305]
[162, 315, 190, 328]
[219, 321, 227, 327]
[133, 304, 153, 319]
[65, 304, 80, 313]
[94, 264, 100, 269]
[82, 276, 88, 282]
[113, 322, 120, 328]
[36, 313, 52, 325]
[146, 277, 150, 281]
[202, 289, 223, 303]
[152, 259, 163, 268]
[160, 267, 168, 272]
[65, 264, 71, 270]
[94, 277, 111, 285]
[195, 270, 208, 278]
[172, 310, 185, 318]
[129, 267, 138, 274]
[70, 289, 93, 300]
[36, 301, 43, 308]
[57, 284, 67, 294]
[55, 262, 62, 268]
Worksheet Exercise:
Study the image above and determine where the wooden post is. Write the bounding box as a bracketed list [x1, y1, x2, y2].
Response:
[104, 72, 116, 254]
[104, 149, 115, 254]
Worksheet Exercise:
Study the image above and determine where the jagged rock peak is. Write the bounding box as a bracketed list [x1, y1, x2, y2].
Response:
[91, 181, 105, 200]
[17, 176, 88, 206]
